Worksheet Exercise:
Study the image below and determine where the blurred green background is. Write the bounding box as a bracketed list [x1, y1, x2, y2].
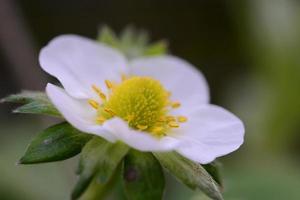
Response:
[1, 0, 300, 199]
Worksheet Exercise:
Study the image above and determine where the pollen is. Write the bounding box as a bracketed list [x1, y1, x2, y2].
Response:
[88, 76, 188, 137]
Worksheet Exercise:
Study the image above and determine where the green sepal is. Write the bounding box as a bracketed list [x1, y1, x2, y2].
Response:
[19, 122, 92, 164]
[97, 25, 168, 59]
[154, 152, 223, 200]
[123, 150, 165, 200]
[79, 164, 121, 200]
[97, 25, 119, 48]
[143, 40, 168, 56]
[203, 161, 223, 188]
[72, 137, 129, 200]
[1, 91, 61, 117]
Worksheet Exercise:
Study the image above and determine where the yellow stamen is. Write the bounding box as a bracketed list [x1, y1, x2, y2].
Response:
[152, 126, 163, 133]
[92, 85, 106, 100]
[168, 121, 180, 128]
[105, 80, 113, 89]
[104, 108, 115, 116]
[171, 101, 181, 108]
[166, 116, 176, 122]
[92, 84, 102, 95]
[137, 124, 148, 130]
[177, 116, 188, 123]
[99, 93, 106, 100]
[88, 99, 99, 109]
[90, 76, 186, 137]
[96, 116, 106, 124]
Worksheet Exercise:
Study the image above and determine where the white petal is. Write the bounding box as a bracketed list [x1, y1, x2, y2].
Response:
[40, 35, 128, 99]
[103, 118, 181, 151]
[175, 105, 244, 164]
[129, 56, 209, 109]
[46, 83, 116, 142]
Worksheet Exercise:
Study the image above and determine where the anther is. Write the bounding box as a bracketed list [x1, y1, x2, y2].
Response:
[92, 85, 106, 100]
[96, 116, 106, 124]
[137, 124, 148, 130]
[105, 80, 113, 89]
[166, 116, 176, 122]
[104, 108, 115, 116]
[152, 126, 163, 133]
[92, 84, 101, 93]
[177, 116, 188, 123]
[99, 93, 106, 101]
[171, 101, 181, 108]
[88, 99, 99, 109]
[168, 121, 180, 128]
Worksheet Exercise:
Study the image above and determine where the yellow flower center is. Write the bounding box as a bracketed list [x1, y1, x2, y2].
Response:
[88, 76, 187, 137]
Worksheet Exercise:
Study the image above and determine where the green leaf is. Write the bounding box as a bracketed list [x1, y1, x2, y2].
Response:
[123, 150, 165, 200]
[203, 162, 223, 187]
[72, 137, 129, 200]
[1, 91, 61, 117]
[19, 122, 92, 164]
[154, 152, 223, 200]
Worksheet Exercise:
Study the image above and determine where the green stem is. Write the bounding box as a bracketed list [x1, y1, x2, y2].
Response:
[80, 165, 120, 200]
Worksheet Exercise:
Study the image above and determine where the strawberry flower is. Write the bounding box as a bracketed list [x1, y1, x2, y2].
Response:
[40, 34, 244, 164]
